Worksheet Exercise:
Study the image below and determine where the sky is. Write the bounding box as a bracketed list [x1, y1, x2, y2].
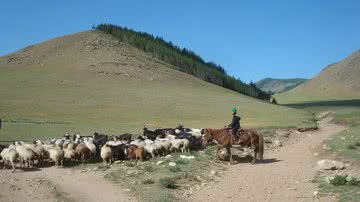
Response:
[1, 0, 359, 82]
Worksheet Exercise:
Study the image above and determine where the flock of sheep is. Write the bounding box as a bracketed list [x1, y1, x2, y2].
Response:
[0, 126, 204, 172]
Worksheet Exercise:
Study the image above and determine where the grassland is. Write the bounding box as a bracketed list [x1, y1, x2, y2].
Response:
[0, 31, 314, 142]
[76, 146, 222, 201]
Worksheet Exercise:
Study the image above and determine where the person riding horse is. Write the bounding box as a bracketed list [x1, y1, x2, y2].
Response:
[226, 107, 241, 140]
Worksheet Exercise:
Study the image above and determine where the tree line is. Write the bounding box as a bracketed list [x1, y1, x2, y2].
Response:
[94, 24, 271, 101]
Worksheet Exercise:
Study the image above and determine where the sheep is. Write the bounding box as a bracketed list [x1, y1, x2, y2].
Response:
[179, 139, 190, 153]
[48, 148, 64, 167]
[100, 144, 112, 166]
[189, 129, 203, 139]
[64, 148, 78, 161]
[85, 142, 97, 159]
[106, 141, 127, 161]
[156, 138, 172, 154]
[170, 139, 183, 153]
[14, 141, 38, 168]
[0, 147, 19, 172]
[75, 143, 92, 163]
[144, 143, 158, 159]
[130, 139, 146, 148]
[67, 143, 77, 150]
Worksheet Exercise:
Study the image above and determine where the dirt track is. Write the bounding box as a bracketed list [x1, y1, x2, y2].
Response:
[189, 116, 346, 202]
[0, 166, 135, 202]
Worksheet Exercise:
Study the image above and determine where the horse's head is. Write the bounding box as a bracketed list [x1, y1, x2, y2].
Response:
[201, 129, 213, 146]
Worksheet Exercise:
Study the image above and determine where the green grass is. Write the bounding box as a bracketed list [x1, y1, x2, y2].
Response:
[318, 176, 360, 202]
[104, 146, 219, 201]
[0, 53, 314, 141]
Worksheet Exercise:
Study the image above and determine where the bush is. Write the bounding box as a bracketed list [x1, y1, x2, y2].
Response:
[124, 162, 136, 167]
[169, 165, 181, 172]
[331, 175, 347, 186]
[175, 158, 190, 165]
[143, 165, 155, 172]
[347, 144, 357, 150]
[159, 178, 177, 189]
[142, 178, 155, 184]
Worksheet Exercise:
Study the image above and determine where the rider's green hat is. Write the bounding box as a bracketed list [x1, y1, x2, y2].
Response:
[231, 107, 237, 113]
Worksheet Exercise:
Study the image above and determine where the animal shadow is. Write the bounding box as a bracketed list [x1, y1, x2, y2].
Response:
[232, 155, 282, 164]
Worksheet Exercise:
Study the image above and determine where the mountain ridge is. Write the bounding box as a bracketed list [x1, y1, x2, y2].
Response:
[277, 49, 360, 103]
[255, 77, 307, 94]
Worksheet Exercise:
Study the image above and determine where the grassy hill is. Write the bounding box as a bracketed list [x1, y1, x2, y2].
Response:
[0, 30, 313, 141]
[255, 78, 307, 94]
[277, 50, 360, 103]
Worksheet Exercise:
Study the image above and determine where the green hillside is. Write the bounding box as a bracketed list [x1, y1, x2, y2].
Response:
[0, 30, 313, 141]
[95, 24, 271, 101]
[255, 78, 307, 94]
[277, 50, 360, 104]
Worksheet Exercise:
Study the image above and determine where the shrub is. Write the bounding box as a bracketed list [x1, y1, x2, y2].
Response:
[142, 178, 155, 184]
[169, 165, 181, 172]
[347, 144, 357, 150]
[331, 175, 347, 186]
[159, 178, 177, 189]
[143, 165, 155, 172]
[124, 162, 135, 167]
[175, 158, 190, 165]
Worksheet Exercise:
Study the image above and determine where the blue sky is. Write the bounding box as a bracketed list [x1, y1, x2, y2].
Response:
[1, 0, 359, 82]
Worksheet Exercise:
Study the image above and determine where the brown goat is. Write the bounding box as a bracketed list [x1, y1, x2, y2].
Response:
[127, 145, 145, 161]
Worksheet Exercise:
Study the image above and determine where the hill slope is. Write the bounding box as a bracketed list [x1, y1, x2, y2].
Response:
[0, 30, 312, 140]
[277, 50, 360, 103]
[255, 78, 307, 94]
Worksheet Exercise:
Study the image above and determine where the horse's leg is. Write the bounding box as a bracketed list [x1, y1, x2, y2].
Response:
[251, 143, 257, 164]
[227, 146, 233, 164]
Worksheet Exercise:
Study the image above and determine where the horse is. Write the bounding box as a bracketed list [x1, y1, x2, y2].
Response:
[201, 128, 264, 164]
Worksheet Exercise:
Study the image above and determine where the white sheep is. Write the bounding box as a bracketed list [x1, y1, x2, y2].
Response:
[15, 141, 38, 168]
[48, 148, 64, 167]
[156, 138, 172, 154]
[189, 129, 202, 139]
[179, 139, 190, 153]
[64, 148, 78, 161]
[100, 144, 112, 166]
[170, 139, 183, 152]
[130, 139, 146, 148]
[0, 147, 19, 172]
[144, 143, 158, 159]
[85, 142, 97, 158]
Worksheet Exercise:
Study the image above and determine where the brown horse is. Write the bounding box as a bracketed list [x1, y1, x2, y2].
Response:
[201, 128, 264, 164]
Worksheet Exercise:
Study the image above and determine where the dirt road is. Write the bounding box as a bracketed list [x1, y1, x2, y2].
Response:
[190, 117, 346, 202]
[0, 166, 136, 202]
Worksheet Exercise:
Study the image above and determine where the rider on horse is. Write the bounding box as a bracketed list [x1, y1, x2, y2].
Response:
[227, 107, 241, 139]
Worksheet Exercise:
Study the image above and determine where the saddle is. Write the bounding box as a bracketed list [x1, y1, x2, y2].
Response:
[230, 128, 243, 142]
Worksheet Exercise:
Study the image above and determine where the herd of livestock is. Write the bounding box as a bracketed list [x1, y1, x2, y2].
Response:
[0, 126, 204, 172]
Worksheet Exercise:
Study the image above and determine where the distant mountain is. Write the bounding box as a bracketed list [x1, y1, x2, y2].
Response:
[277, 49, 360, 103]
[255, 78, 307, 94]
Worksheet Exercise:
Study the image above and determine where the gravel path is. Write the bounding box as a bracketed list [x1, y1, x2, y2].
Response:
[190, 117, 346, 202]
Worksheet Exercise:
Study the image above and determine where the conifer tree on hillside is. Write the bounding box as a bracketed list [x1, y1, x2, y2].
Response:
[95, 24, 270, 101]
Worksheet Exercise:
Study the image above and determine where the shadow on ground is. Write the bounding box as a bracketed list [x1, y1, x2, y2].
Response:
[281, 99, 360, 108]
[232, 155, 282, 164]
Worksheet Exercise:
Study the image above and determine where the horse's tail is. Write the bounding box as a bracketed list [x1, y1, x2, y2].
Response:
[258, 134, 264, 162]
